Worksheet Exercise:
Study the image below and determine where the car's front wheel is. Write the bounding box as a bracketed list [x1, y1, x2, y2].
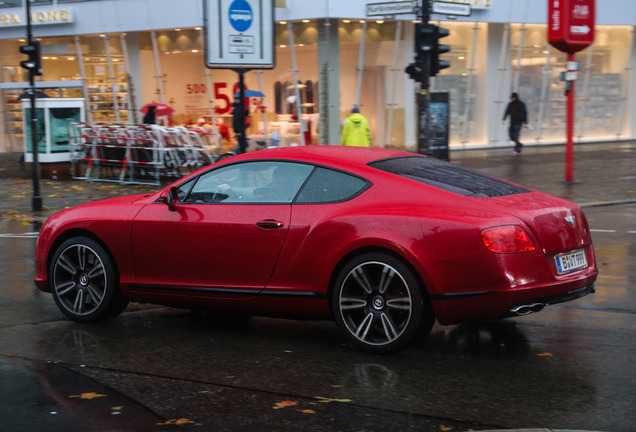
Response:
[50, 236, 128, 322]
[332, 252, 434, 354]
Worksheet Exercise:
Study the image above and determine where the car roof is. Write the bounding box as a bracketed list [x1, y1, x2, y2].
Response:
[233, 145, 419, 170]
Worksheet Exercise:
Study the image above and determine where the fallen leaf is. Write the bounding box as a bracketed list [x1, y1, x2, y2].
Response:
[157, 418, 195, 426]
[331, 385, 343, 388]
[440, 426, 453, 431]
[111, 406, 124, 411]
[299, 409, 316, 414]
[69, 392, 108, 399]
[315, 396, 352, 403]
[273, 400, 298, 409]
[536, 352, 553, 357]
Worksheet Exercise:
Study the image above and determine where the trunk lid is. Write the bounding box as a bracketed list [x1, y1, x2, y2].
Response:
[472, 191, 592, 254]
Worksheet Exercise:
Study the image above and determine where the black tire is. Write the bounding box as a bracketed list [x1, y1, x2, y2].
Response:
[49, 236, 128, 322]
[332, 252, 434, 354]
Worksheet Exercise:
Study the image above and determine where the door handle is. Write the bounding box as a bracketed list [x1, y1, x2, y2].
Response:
[256, 220, 285, 229]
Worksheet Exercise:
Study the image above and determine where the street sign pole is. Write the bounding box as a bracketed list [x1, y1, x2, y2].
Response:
[417, 0, 431, 157]
[24, 0, 42, 211]
[565, 53, 576, 183]
[234, 67, 249, 153]
[548, 0, 595, 184]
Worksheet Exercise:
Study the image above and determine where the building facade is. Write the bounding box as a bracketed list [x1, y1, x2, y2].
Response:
[0, 0, 635, 153]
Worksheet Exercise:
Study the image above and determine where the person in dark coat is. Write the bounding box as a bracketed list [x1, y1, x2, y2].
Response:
[503, 92, 528, 154]
[142, 105, 156, 125]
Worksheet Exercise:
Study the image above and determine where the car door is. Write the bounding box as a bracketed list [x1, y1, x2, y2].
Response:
[131, 161, 314, 294]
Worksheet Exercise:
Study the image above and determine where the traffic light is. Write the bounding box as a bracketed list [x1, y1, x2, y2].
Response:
[20, 41, 42, 76]
[405, 23, 435, 83]
[431, 25, 451, 76]
[405, 62, 424, 82]
[414, 22, 435, 63]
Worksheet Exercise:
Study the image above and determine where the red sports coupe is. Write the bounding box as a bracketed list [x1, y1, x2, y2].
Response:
[34, 146, 597, 353]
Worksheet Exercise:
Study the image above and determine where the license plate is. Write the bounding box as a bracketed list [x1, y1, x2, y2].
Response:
[555, 249, 587, 274]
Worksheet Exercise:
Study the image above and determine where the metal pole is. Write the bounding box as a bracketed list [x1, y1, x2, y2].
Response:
[416, 0, 431, 156]
[491, 24, 510, 144]
[202, 28, 218, 135]
[103, 35, 121, 123]
[565, 53, 576, 184]
[74, 36, 92, 123]
[460, 22, 480, 146]
[150, 31, 166, 105]
[236, 69, 248, 153]
[119, 33, 134, 123]
[385, 21, 402, 148]
[615, 27, 635, 137]
[536, 44, 552, 142]
[512, 24, 526, 93]
[287, 21, 306, 146]
[355, 21, 367, 108]
[25, 0, 42, 211]
[577, 45, 594, 139]
[256, 70, 269, 144]
[204, 67, 218, 135]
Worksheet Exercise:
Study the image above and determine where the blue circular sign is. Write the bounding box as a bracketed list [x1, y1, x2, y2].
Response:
[229, 0, 253, 33]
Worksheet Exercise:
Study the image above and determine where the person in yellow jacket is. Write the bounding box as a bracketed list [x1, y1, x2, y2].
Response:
[341, 107, 371, 147]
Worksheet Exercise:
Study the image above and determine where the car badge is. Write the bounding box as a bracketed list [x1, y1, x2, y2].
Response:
[564, 216, 576, 226]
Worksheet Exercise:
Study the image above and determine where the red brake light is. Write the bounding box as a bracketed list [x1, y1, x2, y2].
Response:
[480, 225, 536, 254]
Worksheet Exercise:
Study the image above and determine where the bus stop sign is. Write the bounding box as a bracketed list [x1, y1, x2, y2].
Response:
[548, 0, 595, 54]
[204, 0, 275, 69]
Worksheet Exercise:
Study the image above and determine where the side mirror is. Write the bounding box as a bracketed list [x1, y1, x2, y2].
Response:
[166, 186, 179, 211]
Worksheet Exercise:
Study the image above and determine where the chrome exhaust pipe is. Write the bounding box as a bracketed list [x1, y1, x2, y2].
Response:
[509, 302, 545, 316]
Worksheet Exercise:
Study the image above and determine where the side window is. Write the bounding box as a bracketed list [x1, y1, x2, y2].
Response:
[251, 162, 314, 203]
[296, 167, 368, 203]
[182, 161, 313, 204]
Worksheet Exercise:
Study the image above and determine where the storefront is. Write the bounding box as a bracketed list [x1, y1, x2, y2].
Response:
[1, 0, 635, 153]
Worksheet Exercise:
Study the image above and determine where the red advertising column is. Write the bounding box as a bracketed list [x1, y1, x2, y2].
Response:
[548, 0, 595, 183]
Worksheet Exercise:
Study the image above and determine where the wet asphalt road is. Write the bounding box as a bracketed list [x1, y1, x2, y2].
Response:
[0, 202, 635, 432]
[0, 142, 635, 431]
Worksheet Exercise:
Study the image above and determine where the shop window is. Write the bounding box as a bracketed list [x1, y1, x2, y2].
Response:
[274, 80, 317, 116]
[429, 22, 479, 146]
[510, 24, 630, 141]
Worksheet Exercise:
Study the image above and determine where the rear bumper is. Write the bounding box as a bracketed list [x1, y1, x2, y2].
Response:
[431, 267, 598, 325]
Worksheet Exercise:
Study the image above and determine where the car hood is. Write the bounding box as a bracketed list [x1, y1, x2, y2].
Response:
[471, 191, 592, 254]
[75, 193, 154, 208]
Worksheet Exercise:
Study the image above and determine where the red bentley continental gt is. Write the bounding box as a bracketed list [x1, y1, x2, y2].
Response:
[34, 146, 597, 353]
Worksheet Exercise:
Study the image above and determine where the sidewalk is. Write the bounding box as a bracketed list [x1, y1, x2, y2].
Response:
[0, 141, 634, 224]
[450, 140, 636, 208]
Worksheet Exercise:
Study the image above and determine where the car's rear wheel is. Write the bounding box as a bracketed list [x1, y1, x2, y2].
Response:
[332, 252, 434, 354]
[50, 236, 128, 322]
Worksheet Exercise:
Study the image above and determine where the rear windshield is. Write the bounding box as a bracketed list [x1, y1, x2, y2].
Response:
[369, 156, 530, 198]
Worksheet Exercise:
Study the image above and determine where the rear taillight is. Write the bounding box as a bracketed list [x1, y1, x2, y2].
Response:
[480, 225, 536, 254]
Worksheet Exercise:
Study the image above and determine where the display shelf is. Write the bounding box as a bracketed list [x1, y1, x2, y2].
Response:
[84, 76, 129, 122]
